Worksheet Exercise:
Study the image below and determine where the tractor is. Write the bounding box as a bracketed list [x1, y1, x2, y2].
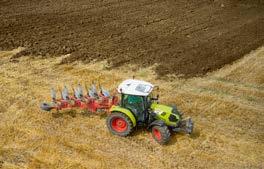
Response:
[40, 79, 193, 145]
[106, 79, 193, 144]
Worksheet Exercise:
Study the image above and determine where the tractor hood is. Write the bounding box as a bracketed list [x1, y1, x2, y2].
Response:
[151, 103, 173, 114]
[150, 103, 181, 126]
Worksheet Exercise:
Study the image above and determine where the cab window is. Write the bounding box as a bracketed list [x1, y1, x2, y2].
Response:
[122, 94, 144, 113]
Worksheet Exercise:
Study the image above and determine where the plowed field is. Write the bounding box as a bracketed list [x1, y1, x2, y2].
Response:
[0, 0, 264, 77]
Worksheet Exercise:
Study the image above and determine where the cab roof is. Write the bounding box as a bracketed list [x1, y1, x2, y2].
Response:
[117, 79, 154, 96]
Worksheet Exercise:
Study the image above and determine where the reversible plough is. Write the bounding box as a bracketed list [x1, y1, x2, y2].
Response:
[40, 84, 118, 113]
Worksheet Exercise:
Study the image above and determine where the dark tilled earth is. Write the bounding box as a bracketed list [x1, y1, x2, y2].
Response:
[0, 0, 264, 77]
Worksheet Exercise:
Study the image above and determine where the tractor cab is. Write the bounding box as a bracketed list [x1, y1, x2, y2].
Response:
[117, 79, 155, 124]
[107, 79, 194, 144]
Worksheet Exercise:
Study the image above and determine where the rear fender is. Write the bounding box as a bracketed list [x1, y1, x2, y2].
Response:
[110, 106, 136, 127]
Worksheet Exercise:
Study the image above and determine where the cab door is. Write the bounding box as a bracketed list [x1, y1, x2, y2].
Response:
[121, 94, 146, 123]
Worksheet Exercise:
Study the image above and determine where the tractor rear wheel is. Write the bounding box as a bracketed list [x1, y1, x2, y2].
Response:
[151, 125, 171, 145]
[106, 112, 133, 137]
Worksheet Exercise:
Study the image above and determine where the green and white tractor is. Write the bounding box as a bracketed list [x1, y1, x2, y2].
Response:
[106, 79, 194, 144]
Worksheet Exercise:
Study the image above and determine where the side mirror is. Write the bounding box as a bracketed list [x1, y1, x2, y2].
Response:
[151, 94, 159, 101]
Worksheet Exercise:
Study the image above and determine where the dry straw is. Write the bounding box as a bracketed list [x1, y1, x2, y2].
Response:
[0, 47, 263, 169]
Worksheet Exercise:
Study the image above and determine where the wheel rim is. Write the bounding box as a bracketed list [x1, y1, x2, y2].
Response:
[111, 117, 128, 132]
[153, 128, 161, 140]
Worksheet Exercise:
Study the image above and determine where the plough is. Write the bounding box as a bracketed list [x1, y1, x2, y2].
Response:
[40, 83, 118, 113]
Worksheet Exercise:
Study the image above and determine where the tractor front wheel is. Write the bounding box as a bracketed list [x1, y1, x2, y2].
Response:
[152, 125, 171, 145]
[106, 112, 133, 137]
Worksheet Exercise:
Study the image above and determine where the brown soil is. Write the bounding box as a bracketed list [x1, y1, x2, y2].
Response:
[0, 0, 264, 77]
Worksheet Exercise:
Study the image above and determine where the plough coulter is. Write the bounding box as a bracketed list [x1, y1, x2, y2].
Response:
[41, 79, 194, 144]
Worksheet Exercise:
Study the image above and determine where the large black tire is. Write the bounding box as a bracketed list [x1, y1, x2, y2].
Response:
[151, 125, 171, 145]
[106, 112, 133, 137]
